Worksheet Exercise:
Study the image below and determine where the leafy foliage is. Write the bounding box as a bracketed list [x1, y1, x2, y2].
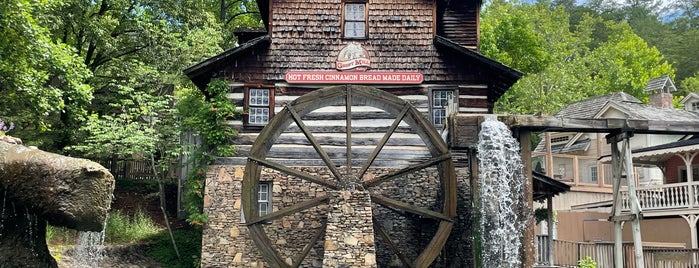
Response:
[177, 79, 239, 225]
[483, 0, 674, 115]
[578, 256, 597, 268]
[0, 0, 92, 149]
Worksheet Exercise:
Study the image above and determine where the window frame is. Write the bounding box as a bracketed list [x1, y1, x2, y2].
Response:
[691, 101, 699, 112]
[240, 182, 273, 224]
[678, 165, 699, 183]
[244, 86, 275, 129]
[430, 89, 456, 126]
[341, 0, 368, 39]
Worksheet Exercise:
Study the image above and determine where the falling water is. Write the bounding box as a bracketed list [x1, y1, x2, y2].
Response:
[476, 116, 527, 268]
[73, 227, 106, 267]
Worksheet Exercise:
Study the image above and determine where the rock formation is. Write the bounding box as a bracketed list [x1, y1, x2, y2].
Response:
[0, 137, 115, 267]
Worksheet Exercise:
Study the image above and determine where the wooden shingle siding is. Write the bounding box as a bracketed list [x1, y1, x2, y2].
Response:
[220, 0, 491, 85]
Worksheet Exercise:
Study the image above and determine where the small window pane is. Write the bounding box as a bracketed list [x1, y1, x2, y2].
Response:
[345, 22, 365, 38]
[249, 107, 270, 124]
[345, 3, 365, 20]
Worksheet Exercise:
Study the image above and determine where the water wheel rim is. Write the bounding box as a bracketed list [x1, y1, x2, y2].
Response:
[242, 85, 456, 268]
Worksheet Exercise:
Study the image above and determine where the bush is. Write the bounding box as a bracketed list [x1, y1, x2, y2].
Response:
[578, 256, 597, 268]
[104, 209, 161, 244]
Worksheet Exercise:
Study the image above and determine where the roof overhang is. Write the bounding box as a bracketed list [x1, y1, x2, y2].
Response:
[183, 35, 272, 90]
[433, 36, 523, 102]
[533, 171, 571, 202]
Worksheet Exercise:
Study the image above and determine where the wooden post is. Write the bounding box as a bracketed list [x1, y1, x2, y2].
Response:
[607, 131, 644, 268]
[519, 130, 535, 268]
[547, 195, 554, 266]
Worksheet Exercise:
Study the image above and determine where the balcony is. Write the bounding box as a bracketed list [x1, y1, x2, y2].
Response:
[621, 182, 699, 216]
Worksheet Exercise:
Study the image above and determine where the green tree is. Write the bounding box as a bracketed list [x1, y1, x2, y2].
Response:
[483, 1, 674, 115]
[0, 0, 92, 148]
[40, 0, 223, 151]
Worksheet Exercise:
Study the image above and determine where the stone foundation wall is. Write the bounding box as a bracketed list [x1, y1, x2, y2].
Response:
[201, 164, 472, 267]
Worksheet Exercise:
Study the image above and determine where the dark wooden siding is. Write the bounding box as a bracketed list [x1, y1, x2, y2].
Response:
[439, 1, 480, 49]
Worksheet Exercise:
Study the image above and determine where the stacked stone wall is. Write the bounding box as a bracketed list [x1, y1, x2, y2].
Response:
[201, 164, 471, 267]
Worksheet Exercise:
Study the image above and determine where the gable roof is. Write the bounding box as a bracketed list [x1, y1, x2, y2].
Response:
[555, 92, 640, 119]
[643, 74, 677, 93]
[555, 91, 699, 121]
[183, 35, 272, 89]
[680, 92, 699, 105]
[433, 36, 522, 101]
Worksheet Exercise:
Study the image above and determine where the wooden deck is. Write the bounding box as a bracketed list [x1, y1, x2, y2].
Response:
[621, 182, 699, 217]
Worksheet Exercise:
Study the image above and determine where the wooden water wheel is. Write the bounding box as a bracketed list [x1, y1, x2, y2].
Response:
[242, 85, 456, 268]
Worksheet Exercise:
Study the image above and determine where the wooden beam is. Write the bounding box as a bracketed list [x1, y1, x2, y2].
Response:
[248, 156, 340, 189]
[362, 154, 451, 188]
[370, 194, 453, 222]
[373, 219, 415, 268]
[246, 196, 329, 225]
[519, 130, 536, 268]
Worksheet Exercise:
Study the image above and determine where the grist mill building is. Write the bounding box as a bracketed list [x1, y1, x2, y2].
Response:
[184, 0, 522, 267]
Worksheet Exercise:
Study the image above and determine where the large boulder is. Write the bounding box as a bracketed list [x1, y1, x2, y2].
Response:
[0, 139, 115, 267]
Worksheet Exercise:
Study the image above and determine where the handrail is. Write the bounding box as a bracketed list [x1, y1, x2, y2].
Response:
[620, 182, 699, 211]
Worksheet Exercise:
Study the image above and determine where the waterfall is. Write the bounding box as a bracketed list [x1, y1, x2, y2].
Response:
[73, 226, 107, 267]
[476, 116, 527, 268]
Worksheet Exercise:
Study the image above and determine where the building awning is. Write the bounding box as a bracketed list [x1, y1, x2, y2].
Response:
[533, 171, 571, 202]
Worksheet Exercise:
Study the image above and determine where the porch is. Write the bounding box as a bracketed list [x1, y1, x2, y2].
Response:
[620, 182, 699, 216]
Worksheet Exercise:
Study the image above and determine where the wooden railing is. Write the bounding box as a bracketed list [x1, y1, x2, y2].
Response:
[621, 182, 699, 212]
[536, 236, 699, 267]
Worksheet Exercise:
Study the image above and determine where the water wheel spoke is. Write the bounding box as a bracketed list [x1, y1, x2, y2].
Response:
[362, 154, 451, 188]
[345, 86, 352, 173]
[358, 103, 410, 179]
[248, 156, 339, 190]
[371, 194, 452, 222]
[288, 105, 343, 182]
[249, 225, 291, 268]
[373, 218, 415, 268]
[246, 196, 330, 226]
[291, 221, 327, 267]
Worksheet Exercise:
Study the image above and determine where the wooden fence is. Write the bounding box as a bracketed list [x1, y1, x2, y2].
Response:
[98, 158, 177, 180]
[536, 236, 699, 267]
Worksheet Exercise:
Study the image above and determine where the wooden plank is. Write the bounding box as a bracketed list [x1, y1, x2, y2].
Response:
[359, 104, 411, 178]
[237, 144, 432, 161]
[414, 221, 454, 268]
[233, 132, 426, 147]
[288, 105, 343, 181]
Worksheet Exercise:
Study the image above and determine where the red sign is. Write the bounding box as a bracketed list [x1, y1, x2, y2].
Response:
[285, 71, 423, 84]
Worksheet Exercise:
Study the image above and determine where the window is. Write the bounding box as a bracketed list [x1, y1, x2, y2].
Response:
[431, 90, 454, 125]
[691, 102, 699, 112]
[551, 136, 570, 144]
[343, 1, 367, 38]
[245, 87, 274, 127]
[679, 166, 699, 183]
[240, 182, 273, 223]
[590, 166, 598, 182]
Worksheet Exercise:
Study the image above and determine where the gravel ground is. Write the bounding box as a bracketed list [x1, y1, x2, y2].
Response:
[55, 243, 162, 268]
